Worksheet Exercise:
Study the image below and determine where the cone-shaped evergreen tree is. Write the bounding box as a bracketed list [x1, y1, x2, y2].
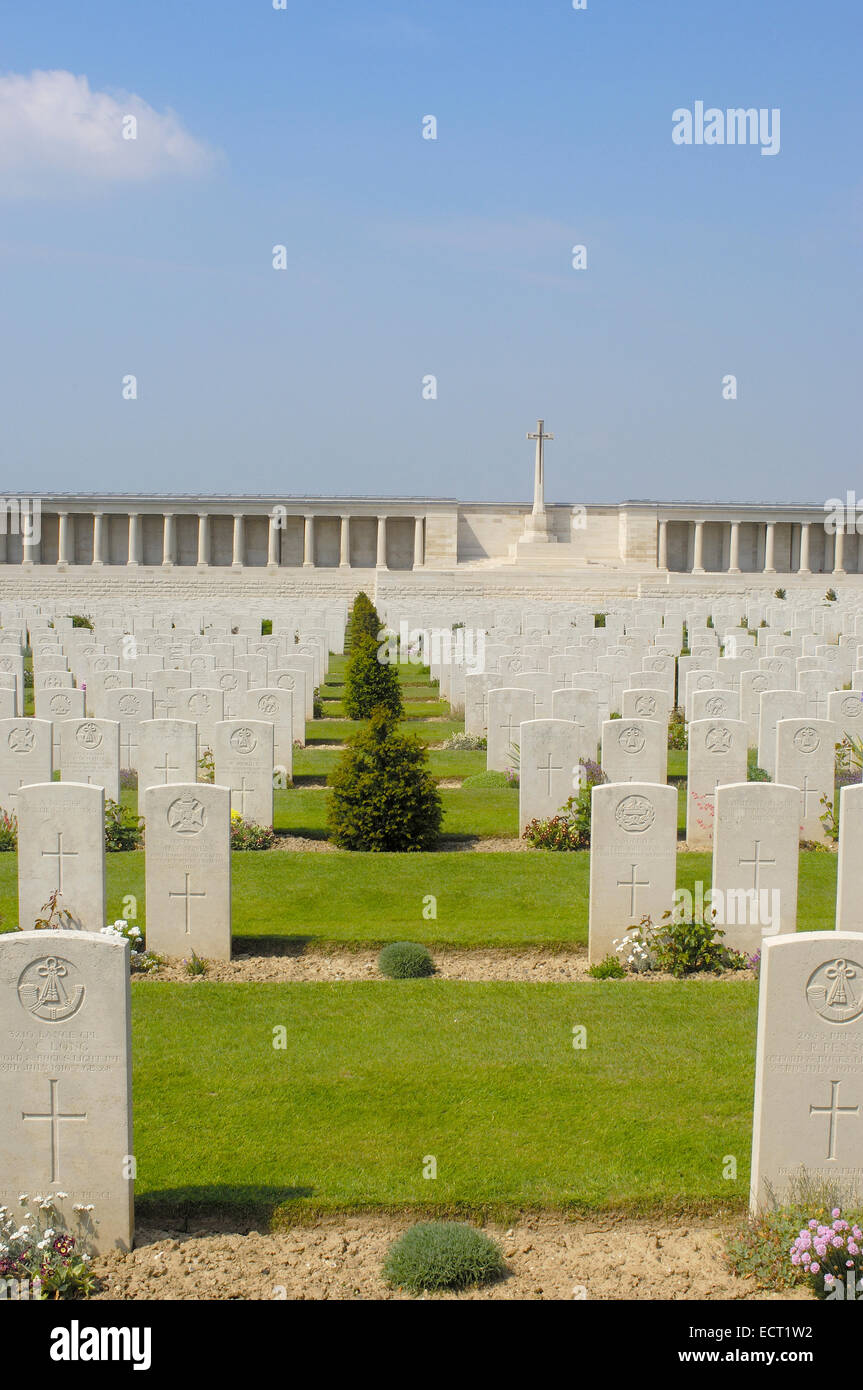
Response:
[327, 706, 442, 851]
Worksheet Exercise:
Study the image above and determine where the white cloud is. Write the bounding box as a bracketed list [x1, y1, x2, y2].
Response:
[0, 69, 217, 195]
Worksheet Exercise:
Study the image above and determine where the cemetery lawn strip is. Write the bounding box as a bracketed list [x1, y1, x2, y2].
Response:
[271, 787, 519, 838]
[131, 979, 757, 1221]
[0, 850, 838, 946]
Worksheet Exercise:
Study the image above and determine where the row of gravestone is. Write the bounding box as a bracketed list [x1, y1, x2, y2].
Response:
[0, 718, 278, 824]
[2, 923, 858, 1255]
[13, 779, 233, 960]
[588, 776, 863, 964]
[489, 695, 850, 846]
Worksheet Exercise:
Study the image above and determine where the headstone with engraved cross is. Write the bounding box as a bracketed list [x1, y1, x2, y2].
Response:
[213, 719, 274, 826]
[518, 718, 584, 832]
[685, 717, 747, 849]
[102, 687, 154, 773]
[58, 718, 120, 803]
[0, 717, 52, 814]
[17, 782, 106, 932]
[588, 782, 677, 964]
[711, 782, 801, 954]
[0, 928, 134, 1253]
[751, 931, 863, 1212]
[776, 717, 836, 844]
[486, 687, 535, 773]
[137, 719, 199, 794]
[600, 717, 666, 785]
[143, 782, 231, 960]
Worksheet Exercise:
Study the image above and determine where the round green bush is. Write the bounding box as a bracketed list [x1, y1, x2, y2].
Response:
[378, 941, 435, 979]
[384, 1222, 505, 1292]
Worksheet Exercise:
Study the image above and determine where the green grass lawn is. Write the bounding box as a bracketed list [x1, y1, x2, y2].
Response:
[132, 979, 758, 1222]
[0, 847, 838, 946]
[307, 718, 463, 745]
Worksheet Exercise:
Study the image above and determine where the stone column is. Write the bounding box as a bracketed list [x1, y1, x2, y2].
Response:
[728, 521, 741, 574]
[232, 513, 245, 569]
[376, 515, 387, 569]
[657, 519, 668, 569]
[92, 512, 105, 567]
[764, 522, 776, 574]
[413, 515, 424, 569]
[692, 520, 705, 574]
[834, 523, 846, 575]
[162, 513, 175, 568]
[798, 522, 811, 575]
[0, 529, 7, 564]
[57, 512, 69, 570]
[197, 513, 209, 568]
[267, 513, 279, 571]
[303, 515, 315, 568]
[339, 515, 350, 567]
[21, 530, 36, 566]
[127, 513, 140, 566]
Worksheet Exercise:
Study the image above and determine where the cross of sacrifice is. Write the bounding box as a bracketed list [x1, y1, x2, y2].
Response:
[537, 752, 563, 796]
[168, 872, 207, 934]
[810, 1080, 859, 1161]
[41, 833, 78, 893]
[617, 863, 649, 917]
[527, 420, 554, 493]
[22, 1078, 87, 1184]
[738, 841, 775, 891]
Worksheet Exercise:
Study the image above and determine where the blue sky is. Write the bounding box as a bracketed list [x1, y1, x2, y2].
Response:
[0, 0, 859, 503]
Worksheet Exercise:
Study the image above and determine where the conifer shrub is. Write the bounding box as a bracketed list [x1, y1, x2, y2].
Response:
[378, 941, 435, 978]
[383, 1222, 505, 1293]
[345, 591, 381, 650]
[343, 635, 403, 721]
[327, 707, 442, 850]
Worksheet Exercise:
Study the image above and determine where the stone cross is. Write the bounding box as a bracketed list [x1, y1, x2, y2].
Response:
[527, 419, 554, 517]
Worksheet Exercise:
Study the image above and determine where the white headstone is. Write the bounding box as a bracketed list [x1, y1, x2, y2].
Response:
[487, 687, 534, 773]
[213, 720, 274, 825]
[685, 718, 748, 849]
[711, 782, 801, 954]
[588, 783, 677, 964]
[138, 719, 199, 792]
[58, 719, 120, 802]
[600, 718, 666, 785]
[750, 931, 863, 1211]
[17, 783, 106, 932]
[518, 719, 583, 832]
[144, 783, 231, 960]
[0, 718, 53, 813]
[0, 929, 134, 1253]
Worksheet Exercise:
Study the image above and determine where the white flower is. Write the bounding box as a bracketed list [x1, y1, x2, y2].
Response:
[18, 1194, 28, 1204]
[55, 1191, 68, 1200]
